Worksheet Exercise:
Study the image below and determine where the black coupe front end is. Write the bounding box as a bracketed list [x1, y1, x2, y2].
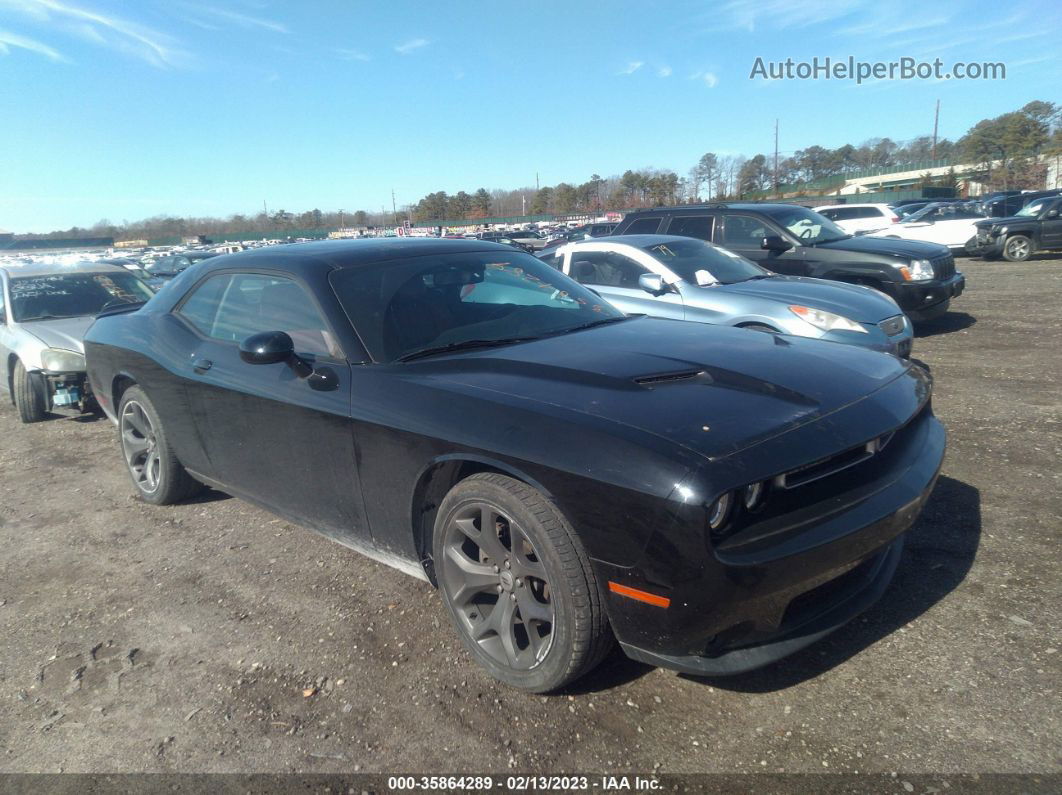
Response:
[599, 367, 942, 675]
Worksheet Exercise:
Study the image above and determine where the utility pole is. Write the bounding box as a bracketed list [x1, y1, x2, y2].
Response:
[535, 172, 540, 191]
[773, 118, 780, 197]
[391, 189, 398, 225]
[932, 99, 940, 159]
[263, 199, 268, 217]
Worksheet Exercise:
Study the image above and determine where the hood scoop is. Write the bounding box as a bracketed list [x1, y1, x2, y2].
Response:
[633, 369, 706, 386]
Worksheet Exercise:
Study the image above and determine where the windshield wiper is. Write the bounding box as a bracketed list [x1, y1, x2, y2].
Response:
[397, 336, 540, 362]
[20, 313, 81, 321]
[557, 315, 635, 334]
[739, 274, 774, 281]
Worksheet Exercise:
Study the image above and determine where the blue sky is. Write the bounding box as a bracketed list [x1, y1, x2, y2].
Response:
[1, 0, 1059, 233]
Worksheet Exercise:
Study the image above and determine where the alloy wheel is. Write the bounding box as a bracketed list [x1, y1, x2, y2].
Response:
[120, 400, 160, 493]
[1006, 237, 1030, 260]
[440, 502, 554, 670]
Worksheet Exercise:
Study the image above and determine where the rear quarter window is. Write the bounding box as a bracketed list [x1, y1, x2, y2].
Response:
[620, 217, 663, 234]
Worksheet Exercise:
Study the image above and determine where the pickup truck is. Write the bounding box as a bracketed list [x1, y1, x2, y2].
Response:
[613, 203, 966, 323]
[975, 194, 1062, 261]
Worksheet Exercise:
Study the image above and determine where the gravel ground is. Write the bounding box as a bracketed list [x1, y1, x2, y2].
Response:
[0, 257, 1059, 776]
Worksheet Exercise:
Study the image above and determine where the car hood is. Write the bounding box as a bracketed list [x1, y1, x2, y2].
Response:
[974, 215, 1028, 228]
[817, 234, 949, 259]
[19, 316, 94, 354]
[405, 317, 920, 461]
[715, 276, 900, 323]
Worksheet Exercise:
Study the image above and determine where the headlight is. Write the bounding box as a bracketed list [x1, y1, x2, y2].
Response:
[743, 481, 767, 511]
[707, 491, 733, 531]
[906, 259, 935, 282]
[788, 305, 868, 333]
[997, 226, 1008, 235]
[40, 348, 86, 372]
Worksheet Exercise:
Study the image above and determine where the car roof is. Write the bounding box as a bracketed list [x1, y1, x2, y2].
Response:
[562, 234, 693, 250]
[0, 261, 130, 279]
[817, 203, 891, 209]
[196, 238, 523, 278]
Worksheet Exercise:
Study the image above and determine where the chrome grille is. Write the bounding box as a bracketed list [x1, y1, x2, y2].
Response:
[931, 253, 955, 279]
[878, 315, 906, 336]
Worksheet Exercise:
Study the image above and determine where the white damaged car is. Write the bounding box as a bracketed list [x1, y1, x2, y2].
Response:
[0, 261, 155, 422]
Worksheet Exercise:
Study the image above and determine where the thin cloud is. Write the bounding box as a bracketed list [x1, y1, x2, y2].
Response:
[336, 47, 370, 61]
[196, 6, 288, 34]
[395, 37, 428, 55]
[0, 27, 66, 60]
[0, 0, 187, 67]
[617, 60, 643, 75]
[702, 0, 868, 32]
[689, 70, 718, 87]
[657, 65, 672, 77]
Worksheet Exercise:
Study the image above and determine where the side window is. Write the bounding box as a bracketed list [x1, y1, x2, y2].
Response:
[178, 273, 341, 358]
[856, 208, 882, 219]
[721, 214, 769, 246]
[667, 215, 714, 240]
[622, 217, 663, 234]
[537, 251, 563, 270]
[569, 251, 648, 288]
[0, 282, 6, 322]
[177, 273, 231, 335]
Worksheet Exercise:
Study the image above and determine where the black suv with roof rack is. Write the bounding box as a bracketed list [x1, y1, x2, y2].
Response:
[612, 203, 966, 323]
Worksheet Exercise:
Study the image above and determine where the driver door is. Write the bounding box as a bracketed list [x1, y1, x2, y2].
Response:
[174, 270, 371, 544]
[565, 250, 685, 319]
[715, 214, 807, 276]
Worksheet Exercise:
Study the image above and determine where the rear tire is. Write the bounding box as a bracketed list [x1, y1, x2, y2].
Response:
[13, 360, 47, 423]
[1002, 235, 1032, 262]
[434, 472, 613, 692]
[117, 385, 204, 505]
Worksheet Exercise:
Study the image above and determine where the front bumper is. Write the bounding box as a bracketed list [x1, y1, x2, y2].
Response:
[819, 319, 913, 359]
[33, 370, 94, 412]
[894, 272, 965, 322]
[620, 536, 904, 676]
[602, 405, 945, 677]
[977, 232, 1005, 258]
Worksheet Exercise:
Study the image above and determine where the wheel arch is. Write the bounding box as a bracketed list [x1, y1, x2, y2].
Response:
[6, 353, 17, 406]
[410, 454, 556, 586]
[111, 372, 138, 413]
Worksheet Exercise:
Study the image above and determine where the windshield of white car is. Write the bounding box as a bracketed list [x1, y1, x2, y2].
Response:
[9, 272, 156, 322]
[330, 250, 626, 363]
[1015, 199, 1051, 217]
[642, 239, 769, 284]
[760, 206, 850, 244]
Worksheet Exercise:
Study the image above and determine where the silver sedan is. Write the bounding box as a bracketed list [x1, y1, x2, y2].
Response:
[0, 261, 155, 422]
[542, 235, 913, 357]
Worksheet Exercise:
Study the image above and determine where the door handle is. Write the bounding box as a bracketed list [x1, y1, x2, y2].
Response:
[193, 358, 213, 374]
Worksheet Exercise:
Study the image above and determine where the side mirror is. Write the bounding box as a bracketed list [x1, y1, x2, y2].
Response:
[761, 235, 793, 252]
[1047, 209, 1059, 219]
[240, 330, 295, 365]
[638, 273, 666, 295]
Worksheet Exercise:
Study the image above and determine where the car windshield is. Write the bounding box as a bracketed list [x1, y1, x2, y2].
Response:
[761, 206, 850, 244]
[1016, 198, 1051, 217]
[902, 203, 949, 223]
[641, 239, 768, 285]
[330, 250, 626, 363]
[9, 271, 155, 321]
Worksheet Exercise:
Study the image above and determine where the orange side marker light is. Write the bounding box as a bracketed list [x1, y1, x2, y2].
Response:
[608, 581, 671, 608]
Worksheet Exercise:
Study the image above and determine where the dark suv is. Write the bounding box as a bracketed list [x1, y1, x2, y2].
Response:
[975, 193, 1062, 262]
[612, 204, 966, 322]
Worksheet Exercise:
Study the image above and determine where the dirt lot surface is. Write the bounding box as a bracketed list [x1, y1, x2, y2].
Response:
[0, 257, 1059, 776]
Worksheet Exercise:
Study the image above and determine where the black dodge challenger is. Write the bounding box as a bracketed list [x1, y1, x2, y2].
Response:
[84, 238, 945, 692]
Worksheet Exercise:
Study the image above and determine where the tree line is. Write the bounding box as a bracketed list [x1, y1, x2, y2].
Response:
[22, 99, 1060, 240]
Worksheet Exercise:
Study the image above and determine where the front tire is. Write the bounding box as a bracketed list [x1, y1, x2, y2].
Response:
[13, 360, 47, 423]
[1003, 235, 1032, 262]
[117, 386, 203, 505]
[434, 473, 612, 692]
